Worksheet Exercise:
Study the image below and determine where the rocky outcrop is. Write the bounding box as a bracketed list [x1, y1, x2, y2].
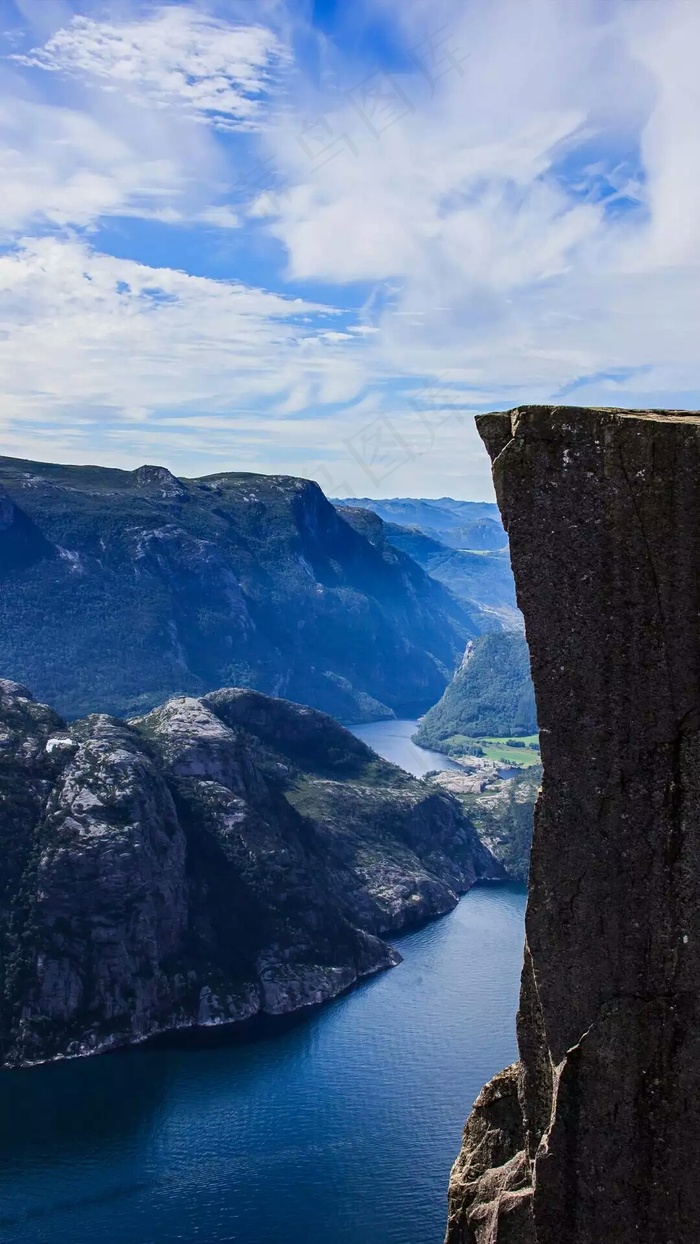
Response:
[430, 767, 540, 883]
[446, 405, 700, 1243]
[0, 681, 503, 1067]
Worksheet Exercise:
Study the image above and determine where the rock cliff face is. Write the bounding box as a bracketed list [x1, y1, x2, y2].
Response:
[446, 406, 700, 1244]
[0, 680, 503, 1067]
[0, 457, 477, 723]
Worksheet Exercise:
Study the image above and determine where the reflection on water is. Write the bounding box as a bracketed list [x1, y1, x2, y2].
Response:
[348, 718, 463, 778]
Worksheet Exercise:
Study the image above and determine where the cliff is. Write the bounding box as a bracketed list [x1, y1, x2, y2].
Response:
[0, 459, 476, 723]
[446, 405, 700, 1244]
[0, 679, 503, 1067]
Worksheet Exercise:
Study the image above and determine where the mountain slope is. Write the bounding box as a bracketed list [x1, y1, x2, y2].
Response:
[415, 632, 537, 748]
[0, 679, 503, 1067]
[336, 496, 519, 628]
[335, 497, 507, 550]
[0, 458, 476, 722]
[383, 523, 519, 624]
[429, 766, 540, 882]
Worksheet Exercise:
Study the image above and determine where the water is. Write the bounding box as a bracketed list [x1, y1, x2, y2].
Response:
[348, 719, 526, 782]
[0, 885, 526, 1244]
[0, 717, 526, 1244]
[348, 718, 463, 778]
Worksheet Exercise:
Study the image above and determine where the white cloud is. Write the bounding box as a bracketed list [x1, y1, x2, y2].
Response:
[198, 205, 241, 229]
[0, 95, 193, 234]
[4, 0, 700, 499]
[14, 6, 287, 131]
[0, 234, 371, 439]
[257, 0, 700, 412]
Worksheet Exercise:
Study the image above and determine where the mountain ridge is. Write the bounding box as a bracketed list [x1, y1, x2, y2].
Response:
[0, 457, 476, 723]
[0, 678, 503, 1067]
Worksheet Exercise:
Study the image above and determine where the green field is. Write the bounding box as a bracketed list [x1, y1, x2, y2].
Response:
[446, 733, 541, 768]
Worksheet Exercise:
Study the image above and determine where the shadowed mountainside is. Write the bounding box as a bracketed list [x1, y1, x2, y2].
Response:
[0, 458, 477, 723]
[335, 497, 507, 551]
[337, 497, 519, 629]
[0, 678, 503, 1068]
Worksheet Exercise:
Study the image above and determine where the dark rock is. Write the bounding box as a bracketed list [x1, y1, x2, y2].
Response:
[0, 681, 504, 1067]
[0, 457, 476, 722]
[446, 405, 700, 1243]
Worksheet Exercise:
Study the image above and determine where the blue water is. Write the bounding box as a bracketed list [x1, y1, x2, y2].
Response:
[0, 719, 526, 1244]
[348, 718, 463, 777]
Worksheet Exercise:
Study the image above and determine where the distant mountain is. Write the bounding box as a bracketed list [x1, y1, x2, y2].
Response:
[415, 632, 537, 748]
[0, 458, 478, 723]
[0, 678, 503, 1066]
[335, 496, 508, 551]
[383, 524, 519, 629]
[336, 506, 490, 634]
[335, 497, 519, 629]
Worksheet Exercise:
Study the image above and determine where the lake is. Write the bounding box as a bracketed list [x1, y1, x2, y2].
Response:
[348, 718, 463, 778]
[0, 718, 526, 1244]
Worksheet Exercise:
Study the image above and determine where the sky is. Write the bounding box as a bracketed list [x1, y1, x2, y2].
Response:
[0, 0, 698, 499]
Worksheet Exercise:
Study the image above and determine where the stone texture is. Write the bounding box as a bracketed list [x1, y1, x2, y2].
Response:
[446, 405, 700, 1243]
[0, 682, 504, 1067]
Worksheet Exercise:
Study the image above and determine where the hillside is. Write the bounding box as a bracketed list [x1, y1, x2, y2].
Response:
[0, 458, 476, 722]
[0, 678, 502, 1066]
[383, 524, 519, 627]
[429, 766, 540, 882]
[336, 497, 519, 629]
[335, 497, 507, 551]
[415, 632, 537, 750]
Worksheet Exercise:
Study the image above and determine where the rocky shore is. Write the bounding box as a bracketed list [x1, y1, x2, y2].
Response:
[0, 680, 503, 1067]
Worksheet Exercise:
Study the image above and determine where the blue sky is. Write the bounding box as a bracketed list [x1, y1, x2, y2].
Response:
[0, 0, 698, 498]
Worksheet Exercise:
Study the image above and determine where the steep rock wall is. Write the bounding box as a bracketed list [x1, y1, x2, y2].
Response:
[0, 681, 503, 1067]
[446, 405, 700, 1244]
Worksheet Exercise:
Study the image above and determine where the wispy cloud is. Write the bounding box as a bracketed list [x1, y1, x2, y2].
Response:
[13, 6, 287, 131]
[0, 234, 369, 443]
[1, 0, 700, 497]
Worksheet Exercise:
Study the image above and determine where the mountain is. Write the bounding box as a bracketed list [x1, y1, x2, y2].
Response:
[382, 524, 519, 628]
[0, 458, 477, 723]
[335, 505, 491, 634]
[415, 632, 537, 751]
[335, 497, 519, 629]
[0, 678, 503, 1067]
[335, 497, 507, 551]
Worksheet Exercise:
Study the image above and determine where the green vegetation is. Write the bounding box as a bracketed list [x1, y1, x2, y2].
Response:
[415, 632, 538, 755]
[0, 458, 477, 723]
[436, 734, 540, 768]
[431, 765, 542, 882]
[474, 735, 540, 767]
